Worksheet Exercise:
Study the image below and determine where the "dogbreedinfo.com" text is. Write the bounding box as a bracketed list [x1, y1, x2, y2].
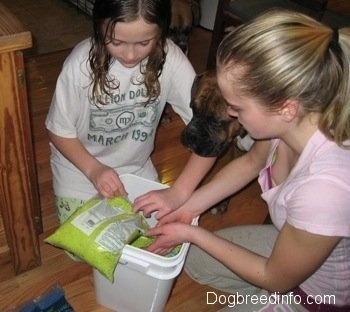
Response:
[207, 291, 336, 308]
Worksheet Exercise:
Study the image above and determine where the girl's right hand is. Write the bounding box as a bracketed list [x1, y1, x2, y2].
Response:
[46, 132, 128, 198]
[133, 186, 187, 220]
[157, 206, 195, 226]
[88, 163, 127, 198]
[145, 222, 193, 255]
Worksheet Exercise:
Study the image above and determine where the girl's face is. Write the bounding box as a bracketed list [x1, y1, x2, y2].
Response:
[105, 18, 160, 68]
[217, 67, 286, 140]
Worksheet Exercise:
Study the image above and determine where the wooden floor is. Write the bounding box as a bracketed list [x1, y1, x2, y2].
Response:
[2, 0, 350, 311]
[0, 29, 268, 312]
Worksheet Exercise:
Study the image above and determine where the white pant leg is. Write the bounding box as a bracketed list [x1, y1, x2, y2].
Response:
[185, 224, 278, 294]
[185, 224, 308, 312]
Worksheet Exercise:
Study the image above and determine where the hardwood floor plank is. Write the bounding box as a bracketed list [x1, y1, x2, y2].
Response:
[1, 1, 349, 311]
[22, 2, 350, 310]
[1, 34, 268, 312]
[0, 253, 92, 310]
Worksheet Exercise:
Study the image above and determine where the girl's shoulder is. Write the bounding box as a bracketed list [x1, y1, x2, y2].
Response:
[302, 131, 350, 187]
[59, 38, 91, 78]
[308, 131, 350, 165]
[164, 39, 191, 65]
[162, 39, 195, 80]
[64, 38, 91, 66]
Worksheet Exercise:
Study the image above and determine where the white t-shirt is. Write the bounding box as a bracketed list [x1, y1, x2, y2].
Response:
[259, 131, 350, 306]
[45, 38, 195, 199]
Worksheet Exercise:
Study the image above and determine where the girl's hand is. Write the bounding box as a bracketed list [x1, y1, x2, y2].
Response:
[88, 164, 127, 198]
[146, 223, 193, 255]
[46, 133, 128, 198]
[158, 207, 195, 226]
[133, 187, 187, 219]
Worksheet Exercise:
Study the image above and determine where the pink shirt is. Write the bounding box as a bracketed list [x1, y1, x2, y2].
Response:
[258, 130, 350, 306]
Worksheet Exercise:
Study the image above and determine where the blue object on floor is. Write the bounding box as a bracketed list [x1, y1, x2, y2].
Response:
[15, 285, 74, 312]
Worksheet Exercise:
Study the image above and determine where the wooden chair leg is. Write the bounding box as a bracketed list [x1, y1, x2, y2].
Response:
[206, 0, 229, 69]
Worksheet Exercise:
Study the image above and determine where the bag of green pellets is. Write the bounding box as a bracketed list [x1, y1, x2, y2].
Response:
[45, 196, 151, 282]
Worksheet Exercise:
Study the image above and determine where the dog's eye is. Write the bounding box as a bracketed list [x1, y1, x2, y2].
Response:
[206, 116, 230, 128]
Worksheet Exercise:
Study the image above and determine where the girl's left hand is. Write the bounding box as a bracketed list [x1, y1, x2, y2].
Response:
[146, 223, 192, 255]
[88, 163, 127, 198]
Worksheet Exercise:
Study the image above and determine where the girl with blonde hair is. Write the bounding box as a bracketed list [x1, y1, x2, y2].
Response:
[136, 9, 350, 311]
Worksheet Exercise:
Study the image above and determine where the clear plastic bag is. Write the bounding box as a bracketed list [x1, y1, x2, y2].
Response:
[45, 196, 149, 281]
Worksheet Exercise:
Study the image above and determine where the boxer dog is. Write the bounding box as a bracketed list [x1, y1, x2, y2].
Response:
[161, 0, 200, 124]
[181, 70, 243, 157]
[181, 70, 250, 214]
[169, 0, 200, 54]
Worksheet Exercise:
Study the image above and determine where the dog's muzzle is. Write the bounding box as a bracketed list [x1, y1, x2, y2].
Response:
[168, 27, 191, 54]
[181, 116, 234, 157]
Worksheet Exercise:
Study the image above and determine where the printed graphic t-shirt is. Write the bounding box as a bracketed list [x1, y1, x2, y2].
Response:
[45, 38, 195, 199]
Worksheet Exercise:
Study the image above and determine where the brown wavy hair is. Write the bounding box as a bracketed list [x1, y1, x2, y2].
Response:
[88, 0, 171, 104]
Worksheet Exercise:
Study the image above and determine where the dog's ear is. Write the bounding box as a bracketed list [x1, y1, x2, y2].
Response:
[192, 70, 229, 119]
[190, 76, 199, 99]
[190, 72, 204, 101]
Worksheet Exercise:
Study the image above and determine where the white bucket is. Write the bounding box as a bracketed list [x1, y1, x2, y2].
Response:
[93, 174, 195, 312]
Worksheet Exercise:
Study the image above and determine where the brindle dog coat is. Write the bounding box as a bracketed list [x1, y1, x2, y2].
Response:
[181, 70, 243, 157]
[181, 70, 249, 214]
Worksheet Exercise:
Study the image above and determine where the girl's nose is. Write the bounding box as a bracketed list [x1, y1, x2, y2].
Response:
[123, 45, 137, 62]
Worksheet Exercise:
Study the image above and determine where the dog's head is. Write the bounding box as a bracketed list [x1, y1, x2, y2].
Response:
[168, 26, 191, 54]
[181, 70, 242, 157]
[169, 0, 200, 54]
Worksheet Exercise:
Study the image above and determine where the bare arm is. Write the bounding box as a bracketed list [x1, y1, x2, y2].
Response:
[193, 223, 340, 292]
[171, 140, 270, 217]
[148, 139, 341, 291]
[135, 140, 269, 219]
[148, 140, 271, 253]
[172, 153, 217, 199]
[133, 153, 216, 218]
[148, 222, 340, 293]
[47, 130, 127, 198]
